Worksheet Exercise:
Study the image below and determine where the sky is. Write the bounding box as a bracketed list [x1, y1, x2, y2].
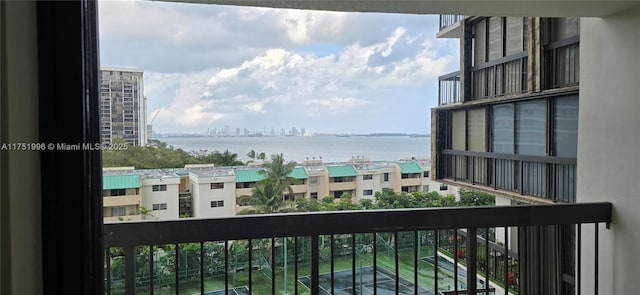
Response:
[98, 0, 459, 135]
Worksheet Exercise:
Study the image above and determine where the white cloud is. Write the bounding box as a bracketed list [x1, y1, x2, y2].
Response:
[99, 1, 458, 133]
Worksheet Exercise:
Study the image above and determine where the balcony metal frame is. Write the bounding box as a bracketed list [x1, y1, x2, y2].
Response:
[105, 203, 611, 295]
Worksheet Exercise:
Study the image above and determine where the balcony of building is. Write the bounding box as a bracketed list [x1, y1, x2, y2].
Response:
[103, 194, 142, 208]
[438, 151, 576, 204]
[437, 15, 464, 38]
[104, 202, 610, 295]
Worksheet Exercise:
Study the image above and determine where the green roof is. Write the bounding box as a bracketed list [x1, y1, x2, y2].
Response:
[398, 162, 423, 174]
[103, 174, 140, 190]
[289, 167, 308, 179]
[327, 165, 357, 177]
[235, 169, 266, 183]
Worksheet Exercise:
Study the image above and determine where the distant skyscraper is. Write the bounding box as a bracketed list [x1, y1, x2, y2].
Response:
[301, 128, 306, 136]
[100, 67, 147, 146]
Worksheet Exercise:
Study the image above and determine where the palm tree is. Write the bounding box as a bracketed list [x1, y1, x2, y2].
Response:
[137, 206, 154, 220]
[246, 150, 256, 162]
[260, 154, 297, 198]
[257, 152, 266, 161]
[237, 180, 287, 213]
[213, 149, 244, 167]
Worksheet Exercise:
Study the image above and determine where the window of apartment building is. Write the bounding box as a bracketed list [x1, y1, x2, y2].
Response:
[423, 185, 429, 192]
[550, 17, 579, 41]
[516, 100, 546, 155]
[210, 200, 224, 208]
[211, 183, 224, 190]
[152, 203, 167, 211]
[110, 189, 126, 196]
[363, 189, 373, 196]
[383, 173, 389, 182]
[439, 184, 448, 191]
[401, 173, 409, 179]
[473, 17, 526, 66]
[111, 207, 126, 217]
[423, 171, 429, 178]
[152, 184, 167, 192]
[493, 103, 515, 153]
[309, 176, 318, 184]
[554, 95, 578, 157]
[452, 110, 466, 150]
[362, 174, 373, 180]
[310, 192, 318, 199]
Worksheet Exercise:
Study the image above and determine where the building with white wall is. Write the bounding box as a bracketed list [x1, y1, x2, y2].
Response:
[138, 170, 180, 220]
[188, 167, 236, 218]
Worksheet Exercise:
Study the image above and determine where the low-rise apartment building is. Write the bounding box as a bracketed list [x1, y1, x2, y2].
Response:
[103, 159, 461, 221]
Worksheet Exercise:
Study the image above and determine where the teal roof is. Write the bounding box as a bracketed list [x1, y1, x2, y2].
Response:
[103, 174, 140, 190]
[398, 162, 423, 174]
[327, 165, 357, 177]
[289, 167, 308, 179]
[235, 169, 266, 183]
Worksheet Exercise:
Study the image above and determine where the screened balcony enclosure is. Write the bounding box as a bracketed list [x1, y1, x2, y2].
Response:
[104, 203, 610, 295]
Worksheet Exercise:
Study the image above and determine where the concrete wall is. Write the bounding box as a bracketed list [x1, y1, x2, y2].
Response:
[579, 7, 640, 294]
[191, 176, 235, 218]
[141, 178, 180, 220]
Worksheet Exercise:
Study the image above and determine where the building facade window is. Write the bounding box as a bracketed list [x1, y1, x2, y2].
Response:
[111, 207, 126, 217]
[363, 189, 373, 196]
[516, 100, 547, 156]
[383, 173, 389, 182]
[439, 184, 448, 191]
[310, 192, 318, 199]
[152, 203, 167, 211]
[152, 184, 167, 192]
[110, 189, 126, 196]
[362, 174, 373, 180]
[210, 200, 224, 208]
[423, 185, 429, 192]
[309, 176, 318, 184]
[423, 171, 430, 178]
[211, 183, 224, 190]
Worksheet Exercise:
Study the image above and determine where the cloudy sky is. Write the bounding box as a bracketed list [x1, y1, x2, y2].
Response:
[98, 0, 459, 134]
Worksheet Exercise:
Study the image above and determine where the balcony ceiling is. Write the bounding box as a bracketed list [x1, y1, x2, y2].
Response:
[164, 0, 640, 17]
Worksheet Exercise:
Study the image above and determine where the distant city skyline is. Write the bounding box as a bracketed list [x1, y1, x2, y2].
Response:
[98, 1, 459, 134]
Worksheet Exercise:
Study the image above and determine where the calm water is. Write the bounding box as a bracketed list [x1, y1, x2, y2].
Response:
[159, 136, 430, 163]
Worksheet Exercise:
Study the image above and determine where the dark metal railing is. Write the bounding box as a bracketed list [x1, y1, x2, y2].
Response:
[440, 150, 577, 202]
[439, 71, 461, 106]
[104, 203, 610, 295]
[439, 15, 465, 30]
[544, 36, 580, 89]
[471, 52, 528, 100]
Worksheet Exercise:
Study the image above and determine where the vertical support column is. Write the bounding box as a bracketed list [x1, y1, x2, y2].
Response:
[311, 235, 319, 295]
[461, 18, 473, 102]
[527, 17, 543, 93]
[431, 108, 438, 180]
[124, 246, 135, 295]
[467, 228, 478, 295]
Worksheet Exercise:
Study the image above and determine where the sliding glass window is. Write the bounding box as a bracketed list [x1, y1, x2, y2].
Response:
[493, 104, 515, 190]
[516, 100, 546, 156]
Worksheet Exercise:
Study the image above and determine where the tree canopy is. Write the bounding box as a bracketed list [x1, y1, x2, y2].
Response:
[102, 140, 245, 168]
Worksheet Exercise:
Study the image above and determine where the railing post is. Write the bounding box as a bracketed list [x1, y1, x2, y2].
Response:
[311, 235, 319, 295]
[124, 246, 135, 295]
[467, 228, 478, 295]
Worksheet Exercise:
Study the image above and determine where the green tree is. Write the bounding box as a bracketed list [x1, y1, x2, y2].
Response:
[257, 152, 266, 161]
[246, 150, 256, 162]
[457, 188, 496, 206]
[336, 192, 360, 210]
[137, 206, 154, 220]
[237, 180, 288, 213]
[260, 154, 296, 196]
[213, 149, 244, 166]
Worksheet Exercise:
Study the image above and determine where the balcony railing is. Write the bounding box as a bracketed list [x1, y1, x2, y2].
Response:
[439, 15, 465, 30]
[440, 150, 577, 203]
[438, 71, 461, 106]
[104, 203, 610, 295]
[471, 52, 528, 100]
[544, 36, 580, 89]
